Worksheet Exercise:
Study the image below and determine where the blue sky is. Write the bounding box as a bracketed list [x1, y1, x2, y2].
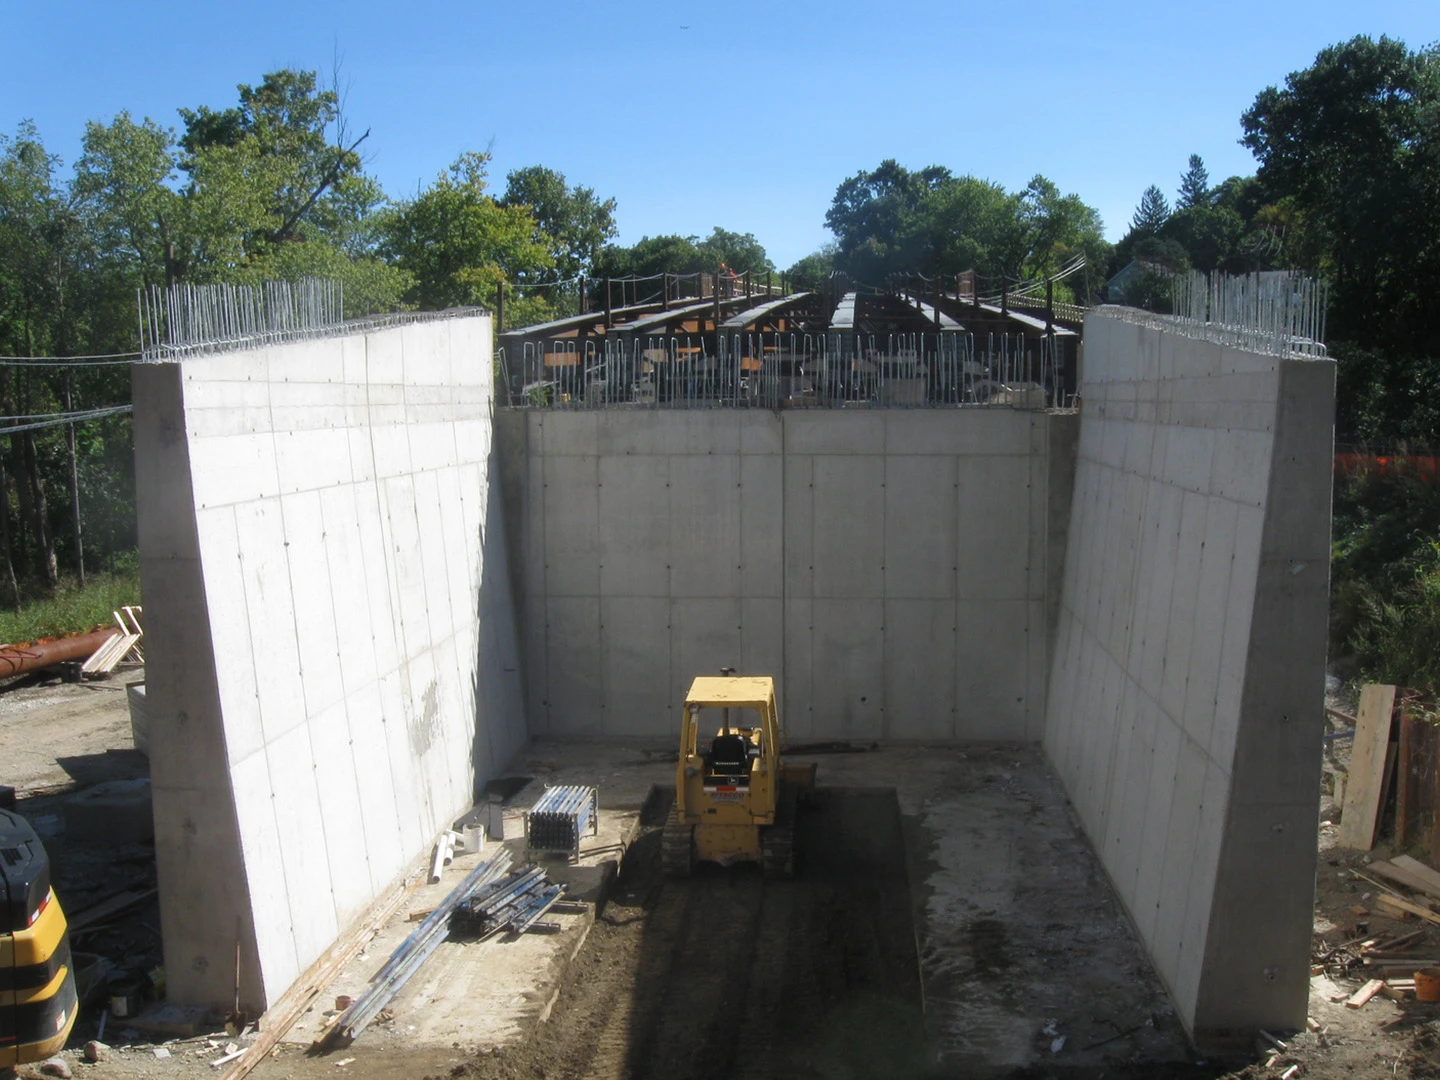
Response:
[4, 0, 1435, 269]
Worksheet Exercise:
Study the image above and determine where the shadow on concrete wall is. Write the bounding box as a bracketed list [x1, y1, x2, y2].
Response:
[470, 444, 527, 797]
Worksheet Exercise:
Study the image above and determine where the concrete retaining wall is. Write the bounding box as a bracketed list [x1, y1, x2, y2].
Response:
[133, 314, 524, 1010]
[1042, 312, 1334, 1040]
[500, 408, 1076, 742]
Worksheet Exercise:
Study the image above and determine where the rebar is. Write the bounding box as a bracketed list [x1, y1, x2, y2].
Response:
[138, 278, 489, 361]
[502, 329, 1072, 412]
[1106, 270, 1329, 359]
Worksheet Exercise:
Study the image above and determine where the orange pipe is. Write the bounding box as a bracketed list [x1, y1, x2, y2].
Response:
[0, 628, 113, 678]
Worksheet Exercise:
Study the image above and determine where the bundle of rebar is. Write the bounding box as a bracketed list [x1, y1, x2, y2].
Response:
[455, 865, 565, 938]
[324, 850, 515, 1046]
[525, 784, 598, 859]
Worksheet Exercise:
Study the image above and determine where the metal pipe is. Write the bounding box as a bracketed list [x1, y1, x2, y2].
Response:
[0, 628, 114, 677]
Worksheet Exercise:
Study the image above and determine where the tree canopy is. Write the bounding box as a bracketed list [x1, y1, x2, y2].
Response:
[821, 160, 1108, 298]
[501, 165, 616, 282]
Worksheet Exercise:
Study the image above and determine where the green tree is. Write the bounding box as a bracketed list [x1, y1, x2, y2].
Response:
[919, 176, 1028, 280]
[1162, 204, 1244, 272]
[1129, 185, 1170, 237]
[824, 160, 952, 279]
[786, 246, 837, 290]
[1018, 175, 1109, 288]
[1242, 35, 1440, 441]
[501, 165, 616, 281]
[73, 112, 194, 287]
[594, 234, 705, 279]
[178, 69, 373, 252]
[381, 151, 553, 313]
[696, 227, 773, 274]
[1176, 154, 1212, 210]
[1241, 35, 1440, 351]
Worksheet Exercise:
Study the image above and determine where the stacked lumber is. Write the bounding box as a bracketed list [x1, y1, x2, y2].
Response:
[81, 606, 144, 676]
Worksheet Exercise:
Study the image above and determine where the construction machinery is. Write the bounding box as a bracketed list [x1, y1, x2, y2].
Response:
[1, 809, 77, 1069]
[663, 672, 814, 878]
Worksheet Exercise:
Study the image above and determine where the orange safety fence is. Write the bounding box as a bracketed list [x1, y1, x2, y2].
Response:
[1335, 453, 1440, 481]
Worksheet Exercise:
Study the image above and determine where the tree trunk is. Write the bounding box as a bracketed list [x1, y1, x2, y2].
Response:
[22, 431, 56, 588]
[64, 374, 84, 586]
[0, 452, 20, 612]
[17, 374, 56, 588]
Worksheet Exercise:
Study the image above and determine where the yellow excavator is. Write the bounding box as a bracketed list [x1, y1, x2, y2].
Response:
[662, 671, 814, 878]
[1, 808, 78, 1070]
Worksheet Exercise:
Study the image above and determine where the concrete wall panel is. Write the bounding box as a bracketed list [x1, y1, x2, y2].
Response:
[1043, 312, 1333, 1042]
[136, 315, 522, 1012]
[509, 409, 1068, 742]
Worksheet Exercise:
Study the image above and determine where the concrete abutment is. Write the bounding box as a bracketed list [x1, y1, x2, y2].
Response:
[133, 308, 1333, 1047]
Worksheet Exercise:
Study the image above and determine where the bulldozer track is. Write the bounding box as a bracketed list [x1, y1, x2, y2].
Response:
[660, 806, 692, 877]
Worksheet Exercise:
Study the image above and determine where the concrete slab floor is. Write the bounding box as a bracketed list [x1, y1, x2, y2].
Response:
[319, 737, 1193, 1076]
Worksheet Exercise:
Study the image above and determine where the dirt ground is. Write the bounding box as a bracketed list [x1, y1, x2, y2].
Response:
[8, 670, 1440, 1079]
[446, 787, 926, 1080]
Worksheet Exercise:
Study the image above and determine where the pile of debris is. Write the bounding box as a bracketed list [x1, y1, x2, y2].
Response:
[1315, 855, 1440, 1010]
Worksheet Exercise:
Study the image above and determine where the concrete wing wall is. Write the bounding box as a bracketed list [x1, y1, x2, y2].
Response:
[503, 408, 1073, 742]
[134, 315, 525, 1010]
[1043, 312, 1333, 1041]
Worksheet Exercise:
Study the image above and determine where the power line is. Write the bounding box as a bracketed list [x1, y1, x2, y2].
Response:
[0, 405, 133, 435]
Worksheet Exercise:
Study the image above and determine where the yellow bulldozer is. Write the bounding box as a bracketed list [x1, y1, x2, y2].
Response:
[662, 672, 814, 878]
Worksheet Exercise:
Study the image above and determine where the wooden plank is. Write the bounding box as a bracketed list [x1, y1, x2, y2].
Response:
[1374, 894, 1413, 920]
[1338, 684, 1399, 850]
[1392, 856, 1440, 897]
[70, 887, 158, 930]
[1400, 710, 1414, 847]
[1346, 978, 1386, 1008]
[1378, 740, 1399, 838]
[1369, 860, 1440, 900]
[218, 874, 418, 1080]
[1367, 889, 1440, 927]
